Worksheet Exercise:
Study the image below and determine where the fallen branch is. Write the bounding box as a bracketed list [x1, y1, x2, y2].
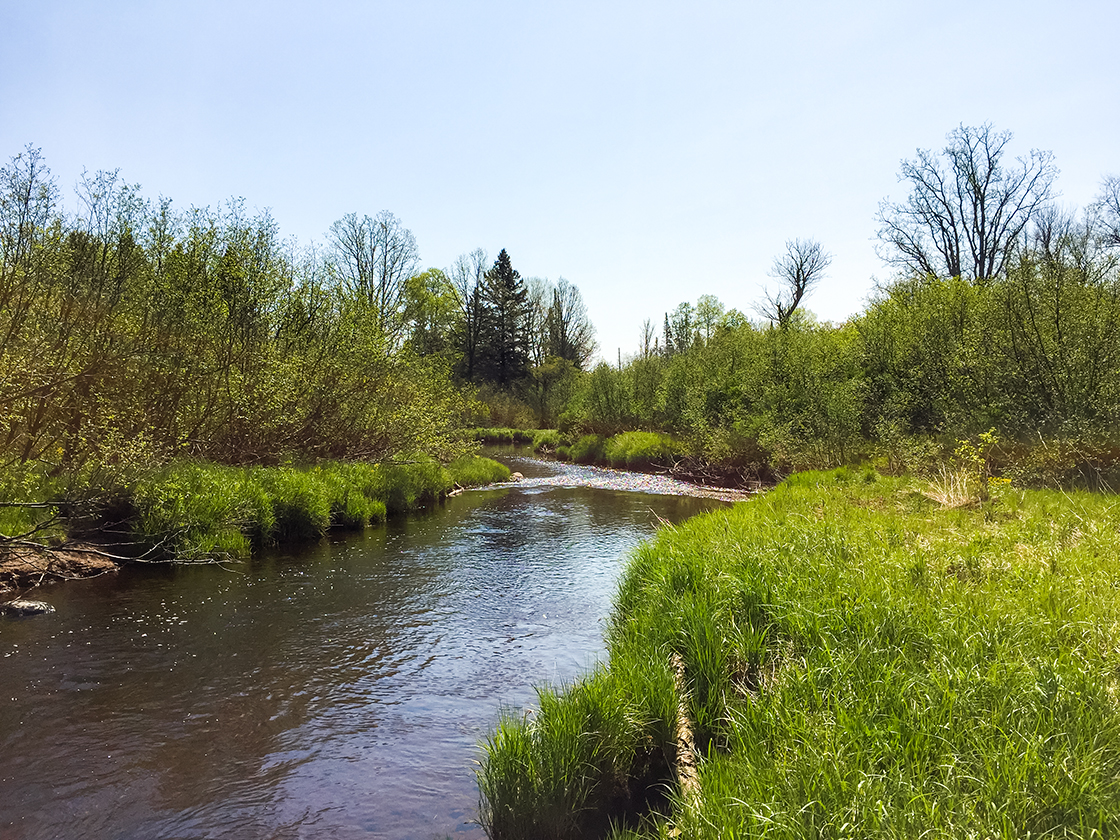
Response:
[669, 652, 701, 830]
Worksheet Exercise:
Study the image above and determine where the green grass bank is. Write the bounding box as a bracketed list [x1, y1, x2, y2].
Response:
[130, 455, 510, 560]
[478, 468, 1120, 839]
[469, 428, 685, 472]
[1, 455, 510, 576]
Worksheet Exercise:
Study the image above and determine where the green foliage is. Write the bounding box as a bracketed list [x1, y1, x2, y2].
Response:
[0, 460, 68, 541]
[0, 148, 477, 476]
[568, 434, 606, 465]
[132, 462, 271, 559]
[567, 239, 1120, 480]
[373, 457, 452, 515]
[253, 467, 333, 542]
[126, 455, 506, 560]
[479, 657, 678, 840]
[478, 249, 530, 387]
[470, 427, 536, 445]
[445, 454, 511, 486]
[602, 431, 680, 470]
[530, 429, 566, 452]
[482, 473, 1120, 837]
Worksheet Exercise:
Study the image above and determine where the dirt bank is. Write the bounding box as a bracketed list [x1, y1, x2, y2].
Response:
[0, 543, 120, 598]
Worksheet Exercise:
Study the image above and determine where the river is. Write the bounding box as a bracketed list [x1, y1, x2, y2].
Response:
[0, 458, 738, 839]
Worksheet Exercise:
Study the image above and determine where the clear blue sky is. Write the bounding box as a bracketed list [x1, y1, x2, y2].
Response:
[4, 0, 1117, 361]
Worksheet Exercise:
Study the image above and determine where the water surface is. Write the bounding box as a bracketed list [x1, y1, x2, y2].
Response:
[0, 458, 732, 839]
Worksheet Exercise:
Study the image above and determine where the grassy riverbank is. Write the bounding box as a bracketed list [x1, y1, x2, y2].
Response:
[478, 468, 1120, 839]
[1, 455, 510, 591]
[131, 454, 511, 560]
[471, 428, 688, 472]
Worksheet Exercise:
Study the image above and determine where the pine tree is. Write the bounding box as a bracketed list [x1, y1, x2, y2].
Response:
[478, 249, 529, 386]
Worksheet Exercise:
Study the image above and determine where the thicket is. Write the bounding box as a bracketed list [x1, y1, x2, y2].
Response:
[479, 468, 1120, 838]
[561, 210, 1120, 486]
[0, 147, 479, 477]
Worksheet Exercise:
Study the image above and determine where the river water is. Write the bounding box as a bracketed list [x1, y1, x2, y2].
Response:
[0, 458, 738, 839]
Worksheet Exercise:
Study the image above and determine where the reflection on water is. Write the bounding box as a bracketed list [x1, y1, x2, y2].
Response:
[0, 458, 730, 839]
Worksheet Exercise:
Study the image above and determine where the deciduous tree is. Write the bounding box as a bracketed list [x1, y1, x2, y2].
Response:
[328, 210, 418, 342]
[759, 238, 831, 328]
[876, 123, 1057, 284]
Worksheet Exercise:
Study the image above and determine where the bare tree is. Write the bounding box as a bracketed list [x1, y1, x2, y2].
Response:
[448, 248, 488, 380]
[876, 123, 1057, 284]
[328, 210, 418, 340]
[546, 278, 597, 369]
[639, 318, 656, 360]
[1093, 174, 1120, 249]
[759, 238, 832, 328]
[524, 276, 553, 367]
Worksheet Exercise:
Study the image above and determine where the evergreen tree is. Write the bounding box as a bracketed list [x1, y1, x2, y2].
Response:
[478, 249, 529, 386]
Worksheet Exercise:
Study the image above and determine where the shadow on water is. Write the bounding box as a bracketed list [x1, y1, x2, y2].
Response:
[0, 457, 734, 839]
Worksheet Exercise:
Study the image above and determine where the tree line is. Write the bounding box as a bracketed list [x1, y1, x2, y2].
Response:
[0, 146, 595, 474]
[4, 124, 1115, 485]
[561, 125, 1120, 480]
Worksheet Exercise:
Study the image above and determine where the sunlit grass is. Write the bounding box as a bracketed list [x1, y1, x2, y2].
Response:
[569, 434, 607, 464]
[603, 432, 680, 470]
[446, 454, 512, 487]
[129, 455, 507, 560]
[480, 468, 1120, 839]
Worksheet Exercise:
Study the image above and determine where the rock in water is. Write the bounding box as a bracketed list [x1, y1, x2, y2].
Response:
[509, 472, 524, 480]
[1, 599, 56, 616]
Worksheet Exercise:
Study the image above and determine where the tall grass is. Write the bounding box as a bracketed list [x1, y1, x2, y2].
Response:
[603, 432, 680, 470]
[479, 652, 680, 840]
[569, 434, 607, 464]
[446, 454, 512, 487]
[479, 468, 1120, 838]
[130, 455, 506, 560]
